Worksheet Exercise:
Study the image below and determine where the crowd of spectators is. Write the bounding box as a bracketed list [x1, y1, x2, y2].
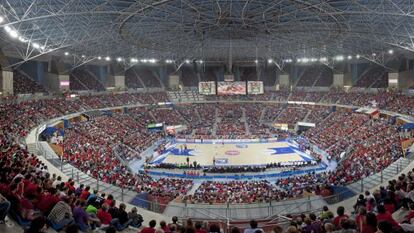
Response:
[181, 66, 200, 87]
[70, 69, 106, 92]
[314, 67, 333, 87]
[13, 71, 46, 94]
[0, 89, 412, 211]
[296, 67, 321, 87]
[61, 114, 193, 204]
[188, 181, 290, 204]
[134, 67, 162, 88]
[152, 109, 186, 126]
[354, 67, 388, 88]
[216, 104, 247, 138]
[0, 116, 150, 232]
[276, 107, 309, 126]
[125, 68, 145, 89]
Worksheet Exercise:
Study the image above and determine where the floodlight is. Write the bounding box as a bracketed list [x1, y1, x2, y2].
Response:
[32, 42, 40, 49]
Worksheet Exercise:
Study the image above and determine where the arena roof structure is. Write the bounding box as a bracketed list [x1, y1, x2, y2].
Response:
[0, 0, 414, 67]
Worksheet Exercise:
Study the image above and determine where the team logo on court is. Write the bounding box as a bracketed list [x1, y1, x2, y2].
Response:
[225, 150, 240, 156]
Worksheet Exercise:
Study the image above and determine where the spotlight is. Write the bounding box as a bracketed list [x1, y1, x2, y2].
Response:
[297, 58, 302, 62]
[97, 56, 102, 60]
[372, 53, 376, 56]
[302, 58, 309, 63]
[81, 55, 86, 58]
[254, 59, 258, 64]
[185, 59, 190, 64]
[0, 16, 3, 24]
[356, 54, 360, 59]
[388, 49, 394, 54]
[149, 59, 157, 63]
[8, 29, 18, 38]
[334, 55, 344, 61]
[319, 57, 327, 62]
[4, 25, 11, 32]
[32, 42, 40, 49]
[130, 58, 138, 63]
[116, 57, 123, 62]
[64, 52, 69, 56]
[105, 56, 111, 61]
[18, 36, 28, 43]
[267, 59, 273, 64]
[347, 55, 352, 60]
[141, 59, 148, 63]
[310, 58, 317, 62]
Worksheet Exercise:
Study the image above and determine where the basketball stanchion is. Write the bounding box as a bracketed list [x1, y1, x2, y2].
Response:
[121, 187, 124, 202]
[76, 171, 79, 184]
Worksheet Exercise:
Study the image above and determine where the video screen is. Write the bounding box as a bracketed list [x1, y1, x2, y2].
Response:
[217, 82, 246, 95]
[198, 81, 216, 95]
[247, 81, 264, 94]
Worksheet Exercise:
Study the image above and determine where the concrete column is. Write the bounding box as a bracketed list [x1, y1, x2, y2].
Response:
[169, 75, 179, 89]
[388, 72, 399, 89]
[333, 73, 344, 88]
[114, 75, 125, 90]
[1, 70, 13, 96]
[279, 74, 290, 88]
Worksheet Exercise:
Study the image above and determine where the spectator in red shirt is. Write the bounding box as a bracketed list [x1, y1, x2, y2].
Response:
[141, 219, 157, 233]
[376, 205, 400, 229]
[355, 207, 367, 232]
[103, 194, 114, 207]
[65, 179, 76, 192]
[383, 198, 395, 214]
[361, 212, 377, 233]
[97, 204, 112, 226]
[333, 206, 348, 229]
[36, 188, 60, 214]
[79, 186, 90, 200]
[160, 220, 171, 233]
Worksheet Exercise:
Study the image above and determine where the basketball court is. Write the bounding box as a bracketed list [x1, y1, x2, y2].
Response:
[149, 139, 316, 167]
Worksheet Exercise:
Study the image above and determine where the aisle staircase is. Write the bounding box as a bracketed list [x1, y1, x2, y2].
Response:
[258, 107, 266, 124]
[186, 182, 202, 196]
[212, 108, 219, 136]
[346, 157, 412, 194]
[242, 108, 250, 135]
[302, 110, 313, 122]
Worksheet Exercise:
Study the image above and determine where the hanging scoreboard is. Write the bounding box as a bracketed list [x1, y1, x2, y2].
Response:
[217, 81, 247, 95]
[247, 81, 264, 94]
[198, 81, 216, 95]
